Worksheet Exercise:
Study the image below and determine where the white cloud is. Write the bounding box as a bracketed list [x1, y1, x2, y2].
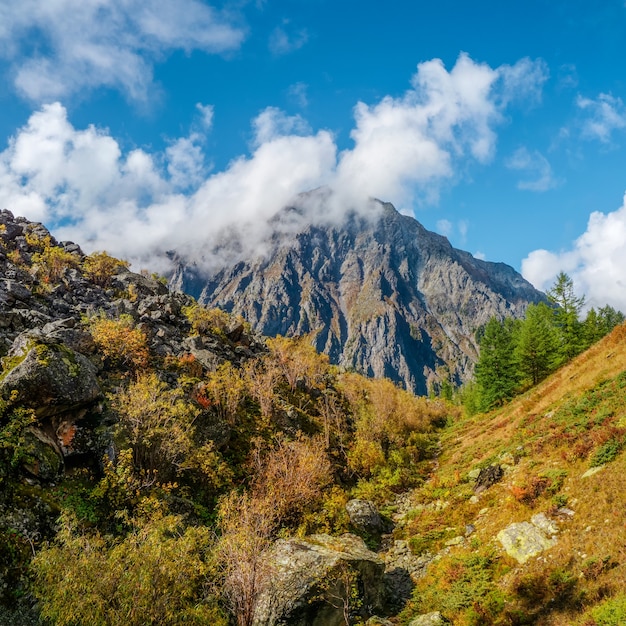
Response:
[252, 107, 311, 147]
[498, 57, 549, 107]
[506, 146, 559, 192]
[1, 53, 549, 274]
[0, 0, 245, 103]
[195, 103, 215, 131]
[576, 93, 626, 143]
[522, 194, 626, 311]
[335, 53, 547, 209]
[268, 23, 308, 56]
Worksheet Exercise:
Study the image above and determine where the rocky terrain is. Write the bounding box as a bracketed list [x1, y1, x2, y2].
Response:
[2, 208, 626, 626]
[171, 198, 545, 394]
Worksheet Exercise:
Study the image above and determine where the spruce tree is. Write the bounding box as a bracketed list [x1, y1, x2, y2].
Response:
[475, 317, 520, 411]
[515, 302, 559, 386]
[547, 272, 585, 362]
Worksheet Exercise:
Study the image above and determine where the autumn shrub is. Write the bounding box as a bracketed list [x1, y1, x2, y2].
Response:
[243, 356, 281, 421]
[249, 435, 332, 524]
[201, 362, 247, 424]
[31, 245, 80, 284]
[266, 335, 330, 391]
[183, 304, 231, 336]
[216, 435, 332, 626]
[33, 504, 225, 626]
[216, 490, 276, 626]
[340, 374, 447, 497]
[111, 373, 199, 479]
[82, 251, 129, 286]
[88, 313, 150, 373]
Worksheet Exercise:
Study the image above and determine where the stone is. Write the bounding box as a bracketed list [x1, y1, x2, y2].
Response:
[408, 611, 449, 626]
[497, 515, 558, 564]
[531, 513, 558, 536]
[0, 340, 100, 418]
[582, 465, 605, 478]
[474, 464, 504, 493]
[346, 499, 387, 535]
[253, 533, 385, 626]
[21, 428, 63, 481]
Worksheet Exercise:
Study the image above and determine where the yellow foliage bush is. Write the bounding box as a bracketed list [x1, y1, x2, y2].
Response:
[33, 506, 225, 626]
[266, 335, 330, 391]
[32, 245, 80, 284]
[183, 304, 231, 336]
[200, 362, 247, 424]
[82, 251, 129, 287]
[88, 314, 150, 373]
[112, 373, 200, 479]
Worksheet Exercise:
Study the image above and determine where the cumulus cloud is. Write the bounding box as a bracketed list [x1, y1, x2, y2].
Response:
[0, 0, 245, 103]
[1, 53, 549, 274]
[335, 54, 547, 208]
[522, 195, 626, 311]
[506, 147, 559, 192]
[576, 93, 626, 143]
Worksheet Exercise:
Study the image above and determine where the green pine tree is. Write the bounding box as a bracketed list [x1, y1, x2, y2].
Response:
[547, 272, 585, 363]
[475, 317, 520, 411]
[515, 302, 559, 386]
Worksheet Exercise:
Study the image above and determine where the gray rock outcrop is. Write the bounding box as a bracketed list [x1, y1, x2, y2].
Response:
[253, 533, 386, 626]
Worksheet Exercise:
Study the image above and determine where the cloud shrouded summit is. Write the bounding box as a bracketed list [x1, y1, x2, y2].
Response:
[1, 54, 545, 272]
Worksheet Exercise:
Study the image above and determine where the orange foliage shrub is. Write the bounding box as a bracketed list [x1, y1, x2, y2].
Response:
[88, 314, 150, 373]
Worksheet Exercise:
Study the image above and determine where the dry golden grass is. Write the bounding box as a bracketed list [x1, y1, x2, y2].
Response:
[403, 324, 626, 625]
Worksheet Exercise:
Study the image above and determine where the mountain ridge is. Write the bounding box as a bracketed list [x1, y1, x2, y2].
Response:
[172, 198, 545, 394]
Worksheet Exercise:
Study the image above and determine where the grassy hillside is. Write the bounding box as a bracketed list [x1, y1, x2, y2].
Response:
[397, 323, 626, 625]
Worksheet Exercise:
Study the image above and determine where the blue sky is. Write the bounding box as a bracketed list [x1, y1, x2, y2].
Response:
[1, 0, 626, 310]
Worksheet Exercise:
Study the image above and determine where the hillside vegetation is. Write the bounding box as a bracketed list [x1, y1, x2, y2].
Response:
[397, 322, 626, 625]
[1, 210, 626, 626]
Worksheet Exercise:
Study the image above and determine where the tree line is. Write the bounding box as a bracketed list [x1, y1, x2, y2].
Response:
[469, 272, 624, 412]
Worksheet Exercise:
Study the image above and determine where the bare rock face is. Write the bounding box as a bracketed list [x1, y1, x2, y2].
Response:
[253, 533, 386, 626]
[173, 198, 545, 394]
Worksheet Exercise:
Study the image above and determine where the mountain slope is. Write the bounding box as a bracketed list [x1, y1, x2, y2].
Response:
[173, 199, 545, 394]
[396, 322, 626, 625]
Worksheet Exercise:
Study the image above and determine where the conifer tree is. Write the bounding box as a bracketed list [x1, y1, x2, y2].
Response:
[475, 317, 520, 410]
[515, 302, 559, 385]
[547, 272, 585, 362]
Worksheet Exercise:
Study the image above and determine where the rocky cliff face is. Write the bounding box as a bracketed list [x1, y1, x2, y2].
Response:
[172, 200, 545, 394]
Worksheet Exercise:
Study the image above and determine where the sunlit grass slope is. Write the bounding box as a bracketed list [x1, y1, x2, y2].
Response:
[399, 324, 626, 626]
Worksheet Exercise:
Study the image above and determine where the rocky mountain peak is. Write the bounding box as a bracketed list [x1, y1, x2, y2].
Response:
[172, 198, 545, 394]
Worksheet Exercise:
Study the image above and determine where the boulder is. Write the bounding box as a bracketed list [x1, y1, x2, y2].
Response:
[474, 464, 504, 493]
[497, 514, 558, 564]
[253, 533, 385, 626]
[346, 499, 386, 535]
[1, 339, 100, 418]
[408, 612, 449, 626]
[21, 428, 63, 480]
